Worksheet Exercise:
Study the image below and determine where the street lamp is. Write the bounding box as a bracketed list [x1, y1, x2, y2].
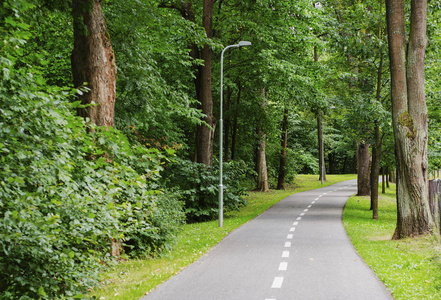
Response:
[219, 41, 251, 228]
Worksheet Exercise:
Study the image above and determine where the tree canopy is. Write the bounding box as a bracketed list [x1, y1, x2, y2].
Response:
[1, 0, 441, 297]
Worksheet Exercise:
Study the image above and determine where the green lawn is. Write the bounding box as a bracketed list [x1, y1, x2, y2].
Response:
[343, 184, 441, 299]
[91, 174, 356, 299]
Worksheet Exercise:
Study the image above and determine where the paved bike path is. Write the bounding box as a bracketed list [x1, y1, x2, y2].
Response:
[142, 180, 393, 300]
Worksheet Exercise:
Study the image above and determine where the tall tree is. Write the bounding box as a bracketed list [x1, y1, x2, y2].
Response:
[277, 108, 289, 190]
[386, 0, 434, 238]
[72, 0, 116, 127]
[196, 0, 215, 166]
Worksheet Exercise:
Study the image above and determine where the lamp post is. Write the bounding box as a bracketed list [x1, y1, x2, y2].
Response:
[219, 41, 251, 228]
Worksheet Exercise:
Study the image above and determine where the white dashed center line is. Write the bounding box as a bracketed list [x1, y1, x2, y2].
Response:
[279, 262, 288, 271]
[290, 227, 296, 232]
[282, 251, 289, 258]
[271, 277, 284, 288]
[287, 234, 293, 239]
[284, 242, 291, 247]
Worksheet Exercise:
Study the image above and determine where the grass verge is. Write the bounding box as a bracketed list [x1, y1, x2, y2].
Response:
[92, 174, 356, 299]
[343, 183, 441, 299]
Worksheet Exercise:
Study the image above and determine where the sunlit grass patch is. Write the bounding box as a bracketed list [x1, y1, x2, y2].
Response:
[344, 183, 441, 299]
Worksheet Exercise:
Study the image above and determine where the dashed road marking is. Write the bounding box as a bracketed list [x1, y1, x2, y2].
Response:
[279, 262, 288, 271]
[287, 234, 293, 239]
[290, 227, 296, 232]
[284, 242, 291, 247]
[282, 251, 289, 258]
[300, 212, 305, 216]
[296, 217, 302, 221]
[293, 221, 298, 225]
[271, 277, 284, 288]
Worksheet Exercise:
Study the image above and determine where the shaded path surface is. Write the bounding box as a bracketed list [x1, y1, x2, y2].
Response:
[142, 180, 393, 300]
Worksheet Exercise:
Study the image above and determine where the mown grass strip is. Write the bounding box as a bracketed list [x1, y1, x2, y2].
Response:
[343, 183, 441, 299]
[92, 174, 356, 299]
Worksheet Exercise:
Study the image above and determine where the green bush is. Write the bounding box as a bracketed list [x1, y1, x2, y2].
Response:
[162, 159, 252, 223]
[1, 37, 183, 300]
[0, 73, 184, 298]
[0, 70, 117, 298]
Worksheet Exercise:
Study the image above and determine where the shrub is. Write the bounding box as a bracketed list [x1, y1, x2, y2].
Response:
[162, 158, 252, 223]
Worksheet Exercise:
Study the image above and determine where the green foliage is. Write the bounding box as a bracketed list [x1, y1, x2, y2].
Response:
[0, 70, 184, 298]
[162, 159, 252, 222]
[104, 0, 205, 145]
[0, 2, 184, 297]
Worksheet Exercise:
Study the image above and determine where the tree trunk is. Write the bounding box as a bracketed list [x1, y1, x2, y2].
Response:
[386, 0, 434, 238]
[370, 124, 382, 219]
[72, 0, 117, 256]
[196, 0, 215, 166]
[231, 82, 241, 161]
[277, 109, 289, 190]
[314, 46, 326, 183]
[257, 133, 269, 192]
[371, 15, 385, 219]
[72, 0, 116, 127]
[357, 142, 371, 196]
[382, 166, 386, 194]
[317, 109, 326, 182]
[224, 86, 233, 162]
[257, 89, 269, 192]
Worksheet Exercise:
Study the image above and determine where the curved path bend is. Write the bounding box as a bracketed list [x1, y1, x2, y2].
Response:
[142, 179, 393, 300]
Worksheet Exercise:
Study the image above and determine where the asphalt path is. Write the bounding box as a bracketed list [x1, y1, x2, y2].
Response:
[142, 179, 393, 300]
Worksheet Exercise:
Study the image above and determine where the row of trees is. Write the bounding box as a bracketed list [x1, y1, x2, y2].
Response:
[1, 0, 440, 298]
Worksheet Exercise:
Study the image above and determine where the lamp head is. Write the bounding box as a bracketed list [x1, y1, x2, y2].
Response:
[238, 41, 252, 47]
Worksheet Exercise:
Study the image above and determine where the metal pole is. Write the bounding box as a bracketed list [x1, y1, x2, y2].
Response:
[219, 42, 251, 228]
[219, 45, 237, 227]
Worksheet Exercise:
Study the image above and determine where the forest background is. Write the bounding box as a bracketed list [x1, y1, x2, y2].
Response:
[1, 0, 440, 299]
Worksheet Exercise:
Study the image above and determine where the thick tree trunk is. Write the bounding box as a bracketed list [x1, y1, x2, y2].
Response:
[357, 142, 371, 196]
[72, 0, 116, 127]
[277, 109, 289, 190]
[72, 0, 117, 256]
[386, 0, 434, 238]
[196, 0, 215, 166]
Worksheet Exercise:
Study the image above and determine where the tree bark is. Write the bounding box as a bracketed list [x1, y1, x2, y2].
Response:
[317, 109, 326, 182]
[382, 166, 386, 194]
[224, 86, 233, 162]
[277, 109, 289, 190]
[231, 82, 242, 161]
[386, 0, 434, 238]
[371, 12, 385, 219]
[196, 0, 215, 166]
[357, 142, 371, 196]
[257, 133, 269, 192]
[257, 89, 269, 192]
[370, 124, 382, 219]
[72, 0, 116, 127]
